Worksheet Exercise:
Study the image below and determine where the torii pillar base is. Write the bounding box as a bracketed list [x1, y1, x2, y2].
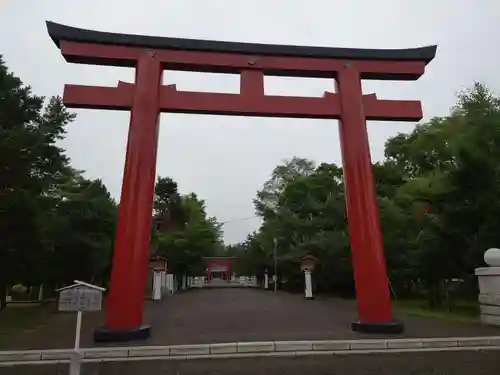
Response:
[94, 325, 151, 343]
[352, 321, 404, 334]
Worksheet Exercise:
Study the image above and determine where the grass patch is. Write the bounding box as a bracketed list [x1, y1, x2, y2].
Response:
[394, 299, 479, 323]
[0, 305, 53, 345]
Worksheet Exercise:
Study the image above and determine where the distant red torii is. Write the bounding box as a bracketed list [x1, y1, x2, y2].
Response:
[204, 257, 235, 282]
[47, 21, 436, 342]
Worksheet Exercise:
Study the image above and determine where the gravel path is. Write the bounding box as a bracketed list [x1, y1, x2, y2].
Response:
[3, 288, 500, 350]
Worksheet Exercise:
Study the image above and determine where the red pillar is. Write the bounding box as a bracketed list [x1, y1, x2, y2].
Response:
[226, 260, 230, 282]
[100, 53, 162, 338]
[336, 63, 398, 331]
[207, 262, 212, 281]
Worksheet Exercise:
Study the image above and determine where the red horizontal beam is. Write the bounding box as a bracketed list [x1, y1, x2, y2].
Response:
[363, 93, 422, 121]
[60, 41, 426, 80]
[63, 83, 133, 110]
[159, 85, 341, 118]
[62, 83, 422, 121]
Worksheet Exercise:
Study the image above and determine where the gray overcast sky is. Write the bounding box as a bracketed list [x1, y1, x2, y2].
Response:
[1, 0, 499, 244]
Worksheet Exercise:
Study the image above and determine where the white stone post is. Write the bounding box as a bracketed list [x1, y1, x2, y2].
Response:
[304, 270, 313, 299]
[264, 273, 269, 289]
[167, 274, 174, 294]
[153, 271, 162, 300]
[38, 284, 44, 302]
[182, 275, 187, 290]
[476, 248, 500, 326]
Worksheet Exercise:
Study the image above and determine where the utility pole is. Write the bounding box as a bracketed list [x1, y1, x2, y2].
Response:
[273, 238, 278, 293]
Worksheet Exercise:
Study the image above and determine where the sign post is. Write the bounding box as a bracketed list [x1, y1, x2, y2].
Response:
[57, 280, 105, 375]
[70, 310, 83, 375]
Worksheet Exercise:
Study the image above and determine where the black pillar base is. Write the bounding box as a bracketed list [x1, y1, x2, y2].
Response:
[351, 320, 404, 334]
[304, 296, 314, 300]
[94, 325, 151, 343]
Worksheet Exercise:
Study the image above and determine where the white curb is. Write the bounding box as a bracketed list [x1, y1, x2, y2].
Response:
[1, 336, 500, 366]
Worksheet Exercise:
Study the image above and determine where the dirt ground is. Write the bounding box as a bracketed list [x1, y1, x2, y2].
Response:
[2, 288, 500, 350]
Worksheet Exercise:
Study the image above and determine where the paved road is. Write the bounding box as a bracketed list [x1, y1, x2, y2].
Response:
[4, 351, 500, 374]
[4, 288, 500, 350]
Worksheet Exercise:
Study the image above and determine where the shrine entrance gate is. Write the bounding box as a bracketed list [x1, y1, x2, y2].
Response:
[47, 21, 436, 341]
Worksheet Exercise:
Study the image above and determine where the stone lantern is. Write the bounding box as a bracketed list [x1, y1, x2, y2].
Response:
[300, 255, 319, 300]
[476, 248, 500, 326]
[148, 255, 167, 301]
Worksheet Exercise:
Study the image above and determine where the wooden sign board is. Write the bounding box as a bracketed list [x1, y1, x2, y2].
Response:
[58, 286, 102, 312]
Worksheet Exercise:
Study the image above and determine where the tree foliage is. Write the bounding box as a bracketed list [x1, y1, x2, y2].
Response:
[0, 57, 117, 308]
[0, 57, 225, 309]
[153, 177, 224, 280]
[232, 83, 500, 304]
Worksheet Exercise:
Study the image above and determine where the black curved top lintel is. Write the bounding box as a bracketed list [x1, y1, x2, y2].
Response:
[46, 21, 437, 64]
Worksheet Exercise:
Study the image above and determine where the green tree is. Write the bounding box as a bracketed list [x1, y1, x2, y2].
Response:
[0, 57, 75, 309]
[237, 83, 500, 306]
[44, 174, 117, 286]
[153, 179, 223, 281]
[153, 176, 186, 230]
[0, 57, 121, 309]
[254, 157, 315, 219]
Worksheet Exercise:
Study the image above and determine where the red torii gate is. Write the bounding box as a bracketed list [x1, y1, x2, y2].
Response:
[47, 21, 436, 341]
[204, 257, 235, 282]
